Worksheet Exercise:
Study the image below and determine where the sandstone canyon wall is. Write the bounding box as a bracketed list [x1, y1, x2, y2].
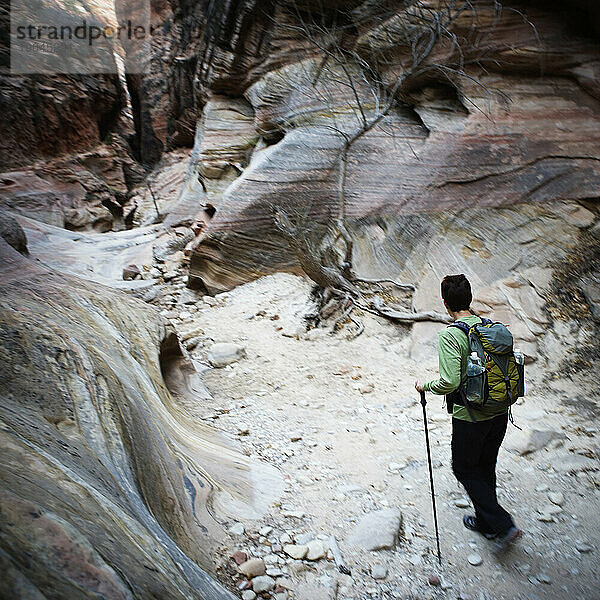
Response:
[0, 215, 281, 599]
[176, 1, 600, 360]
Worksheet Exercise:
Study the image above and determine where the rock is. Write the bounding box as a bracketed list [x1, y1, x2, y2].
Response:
[0, 237, 282, 600]
[252, 575, 275, 593]
[359, 382, 375, 394]
[347, 509, 402, 551]
[371, 564, 388, 580]
[454, 498, 470, 508]
[548, 491, 565, 506]
[259, 526, 273, 536]
[239, 558, 266, 578]
[122, 264, 141, 280]
[428, 575, 441, 586]
[242, 591, 257, 600]
[228, 522, 245, 536]
[208, 342, 247, 368]
[232, 551, 248, 565]
[306, 540, 326, 561]
[283, 544, 308, 560]
[0, 210, 28, 255]
[537, 573, 552, 584]
[294, 533, 314, 545]
[575, 541, 593, 553]
[467, 553, 483, 566]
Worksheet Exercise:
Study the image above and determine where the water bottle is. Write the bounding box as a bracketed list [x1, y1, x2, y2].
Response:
[466, 352, 486, 404]
[514, 348, 525, 397]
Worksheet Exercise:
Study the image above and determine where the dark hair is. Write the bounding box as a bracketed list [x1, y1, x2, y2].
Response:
[441, 274, 472, 312]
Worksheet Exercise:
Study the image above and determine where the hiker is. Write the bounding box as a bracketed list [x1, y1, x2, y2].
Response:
[414, 274, 522, 553]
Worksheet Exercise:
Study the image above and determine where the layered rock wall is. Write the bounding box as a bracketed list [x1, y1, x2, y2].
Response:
[0, 217, 280, 599]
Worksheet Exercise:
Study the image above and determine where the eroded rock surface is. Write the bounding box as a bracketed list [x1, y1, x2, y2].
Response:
[184, 2, 600, 353]
[0, 220, 281, 599]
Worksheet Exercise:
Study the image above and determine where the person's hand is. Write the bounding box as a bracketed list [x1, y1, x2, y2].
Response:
[415, 380, 424, 393]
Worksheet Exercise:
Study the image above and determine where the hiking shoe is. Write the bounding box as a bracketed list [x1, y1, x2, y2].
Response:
[494, 526, 522, 554]
[463, 515, 497, 540]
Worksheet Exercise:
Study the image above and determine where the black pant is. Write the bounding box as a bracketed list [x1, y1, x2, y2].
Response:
[451, 412, 514, 535]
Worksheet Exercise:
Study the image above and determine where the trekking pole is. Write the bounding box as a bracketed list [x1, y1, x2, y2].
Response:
[420, 389, 442, 564]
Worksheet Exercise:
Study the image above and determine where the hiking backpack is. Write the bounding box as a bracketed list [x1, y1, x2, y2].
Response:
[449, 317, 525, 416]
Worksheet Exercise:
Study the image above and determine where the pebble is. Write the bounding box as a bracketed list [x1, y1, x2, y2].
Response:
[259, 526, 273, 536]
[294, 532, 314, 545]
[228, 522, 245, 536]
[238, 558, 266, 578]
[575, 541, 593, 553]
[467, 553, 483, 566]
[371, 564, 388, 580]
[232, 551, 248, 565]
[548, 491, 564, 506]
[537, 573, 552, 584]
[306, 540, 326, 560]
[283, 544, 308, 559]
[454, 498, 470, 508]
[359, 382, 375, 394]
[242, 592, 257, 600]
[407, 554, 421, 566]
[252, 575, 275, 593]
[428, 575, 441, 586]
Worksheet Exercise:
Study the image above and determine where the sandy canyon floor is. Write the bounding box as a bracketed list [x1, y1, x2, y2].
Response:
[163, 272, 598, 600]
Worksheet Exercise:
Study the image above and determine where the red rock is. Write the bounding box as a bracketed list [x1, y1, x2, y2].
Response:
[232, 551, 248, 565]
[428, 575, 441, 586]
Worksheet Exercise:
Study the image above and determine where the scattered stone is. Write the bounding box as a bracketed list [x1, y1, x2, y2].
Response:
[122, 264, 141, 280]
[454, 498, 470, 508]
[238, 558, 266, 578]
[242, 591, 257, 600]
[283, 544, 308, 560]
[185, 336, 202, 351]
[290, 433, 303, 442]
[428, 575, 441, 587]
[179, 326, 204, 341]
[306, 540, 326, 561]
[237, 424, 250, 436]
[252, 575, 275, 593]
[548, 491, 564, 506]
[537, 573, 552, 584]
[371, 564, 388, 580]
[575, 541, 593, 553]
[232, 550, 248, 565]
[407, 554, 421, 566]
[208, 342, 246, 368]
[537, 513, 555, 523]
[347, 508, 402, 551]
[467, 553, 483, 566]
[294, 533, 314, 545]
[228, 522, 245, 536]
[259, 526, 273, 537]
[359, 382, 375, 394]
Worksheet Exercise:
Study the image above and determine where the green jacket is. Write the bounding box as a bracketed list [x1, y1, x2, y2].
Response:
[423, 315, 508, 422]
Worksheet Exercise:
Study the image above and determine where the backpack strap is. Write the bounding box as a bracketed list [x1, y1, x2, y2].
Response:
[448, 320, 471, 336]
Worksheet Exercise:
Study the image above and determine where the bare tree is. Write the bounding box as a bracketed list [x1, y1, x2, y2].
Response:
[264, 0, 530, 335]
